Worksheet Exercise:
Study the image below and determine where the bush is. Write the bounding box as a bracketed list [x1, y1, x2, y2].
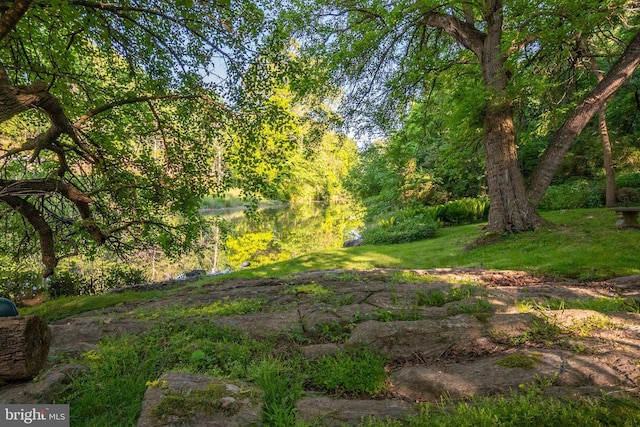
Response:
[616, 172, 640, 189]
[0, 268, 43, 304]
[426, 198, 489, 225]
[99, 265, 148, 291]
[361, 212, 438, 245]
[48, 270, 87, 298]
[538, 180, 605, 210]
[48, 264, 148, 298]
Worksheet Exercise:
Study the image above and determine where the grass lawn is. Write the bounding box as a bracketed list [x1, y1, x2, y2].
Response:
[237, 208, 640, 280]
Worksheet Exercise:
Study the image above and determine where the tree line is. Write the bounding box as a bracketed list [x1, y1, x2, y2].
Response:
[1, 0, 639, 277]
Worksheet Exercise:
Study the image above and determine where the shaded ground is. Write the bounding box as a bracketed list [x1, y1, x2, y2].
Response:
[1, 268, 639, 425]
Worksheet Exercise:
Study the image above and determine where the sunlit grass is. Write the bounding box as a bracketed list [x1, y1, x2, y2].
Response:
[230, 209, 640, 280]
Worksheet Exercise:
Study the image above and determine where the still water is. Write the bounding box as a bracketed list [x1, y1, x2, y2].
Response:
[197, 202, 364, 274]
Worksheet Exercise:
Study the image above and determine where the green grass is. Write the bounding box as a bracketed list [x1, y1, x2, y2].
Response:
[231, 209, 640, 280]
[20, 290, 166, 322]
[307, 347, 388, 396]
[57, 321, 277, 426]
[358, 387, 640, 426]
[517, 297, 640, 313]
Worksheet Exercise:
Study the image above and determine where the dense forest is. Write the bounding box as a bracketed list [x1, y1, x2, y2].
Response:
[1, 1, 640, 297]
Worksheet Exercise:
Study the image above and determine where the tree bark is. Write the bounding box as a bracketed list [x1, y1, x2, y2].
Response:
[480, 0, 543, 232]
[590, 56, 616, 208]
[0, 195, 57, 277]
[0, 315, 51, 381]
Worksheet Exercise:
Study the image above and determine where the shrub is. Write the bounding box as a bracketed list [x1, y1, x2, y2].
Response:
[48, 270, 87, 298]
[0, 268, 43, 304]
[99, 265, 148, 291]
[616, 171, 640, 189]
[361, 212, 438, 245]
[538, 180, 605, 210]
[426, 197, 489, 225]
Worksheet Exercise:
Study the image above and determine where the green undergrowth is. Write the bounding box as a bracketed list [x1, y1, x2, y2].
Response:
[53, 319, 389, 427]
[307, 347, 388, 396]
[132, 296, 268, 321]
[517, 297, 640, 313]
[357, 384, 640, 426]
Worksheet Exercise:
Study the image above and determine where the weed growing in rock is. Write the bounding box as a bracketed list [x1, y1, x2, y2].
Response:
[568, 314, 619, 337]
[416, 284, 482, 308]
[307, 348, 388, 396]
[248, 358, 303, 426]
[447, 299, 492, 316]
[283, 281, 331, 297]
[495, 353, 543, 369]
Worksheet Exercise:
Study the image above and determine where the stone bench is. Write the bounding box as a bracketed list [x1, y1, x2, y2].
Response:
[609, 206, 640, 229]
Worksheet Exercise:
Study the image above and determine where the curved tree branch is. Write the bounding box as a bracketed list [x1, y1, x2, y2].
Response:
[422, 11, 485, 57]
[0, 194, 56, 277]
[0, 178, 107, 244]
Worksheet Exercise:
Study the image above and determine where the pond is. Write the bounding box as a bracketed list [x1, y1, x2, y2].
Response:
[204, 202, 363, 271]
[156, 201, 364, 280]
[1, 202, 364, 301]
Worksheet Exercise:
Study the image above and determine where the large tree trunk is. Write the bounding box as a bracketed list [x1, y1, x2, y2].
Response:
[0, 315, 51, 381]
[480, 0, 543, 232]
[482, 101, 543, 232]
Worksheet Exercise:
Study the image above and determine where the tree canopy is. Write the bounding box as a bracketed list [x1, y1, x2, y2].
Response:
[289, 0, 640, 232]
[0, 0, 290, 276]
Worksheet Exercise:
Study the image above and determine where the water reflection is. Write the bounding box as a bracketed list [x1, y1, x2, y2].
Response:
[202, 202, 364, 273]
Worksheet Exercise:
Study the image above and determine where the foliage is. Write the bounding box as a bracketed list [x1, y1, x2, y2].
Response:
[538, 181, 605, 211]
[416, 285, 478, 307]
[47, 264, 148, 298]
[248, 358, 304, 426]
[426, 198, 490, 226]
[0, 264, 43, 303]
[307, 348, 388, 396]
[616, 172, 640, 189]
[58, 321, 274, 426]
[361, 211, 438, 245]
[0, 1, 298, 276]
[289, 0, 640, 232]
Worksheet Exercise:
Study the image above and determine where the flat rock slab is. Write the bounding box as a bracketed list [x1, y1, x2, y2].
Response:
[0, 364, 88, 403]
[296, 395, 417, 426]
[137, 372, 262, 427]
[389, 349, 626, 402]
[347, 315, 486, 359]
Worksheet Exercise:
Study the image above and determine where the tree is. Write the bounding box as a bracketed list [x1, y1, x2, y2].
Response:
[291, 0, 640, 232]
[0, 0, 287, 276]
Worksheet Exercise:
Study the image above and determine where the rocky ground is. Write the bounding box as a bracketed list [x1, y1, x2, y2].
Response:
[1, 268, 639, 426]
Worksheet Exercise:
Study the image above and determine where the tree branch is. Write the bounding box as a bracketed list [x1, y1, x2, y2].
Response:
[0, 194, 56, 277]
[528, 31, 640, 206]
[0, 0, 31, 42]
[0, 178, 107, 244]
[422, 11, 485, 57]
